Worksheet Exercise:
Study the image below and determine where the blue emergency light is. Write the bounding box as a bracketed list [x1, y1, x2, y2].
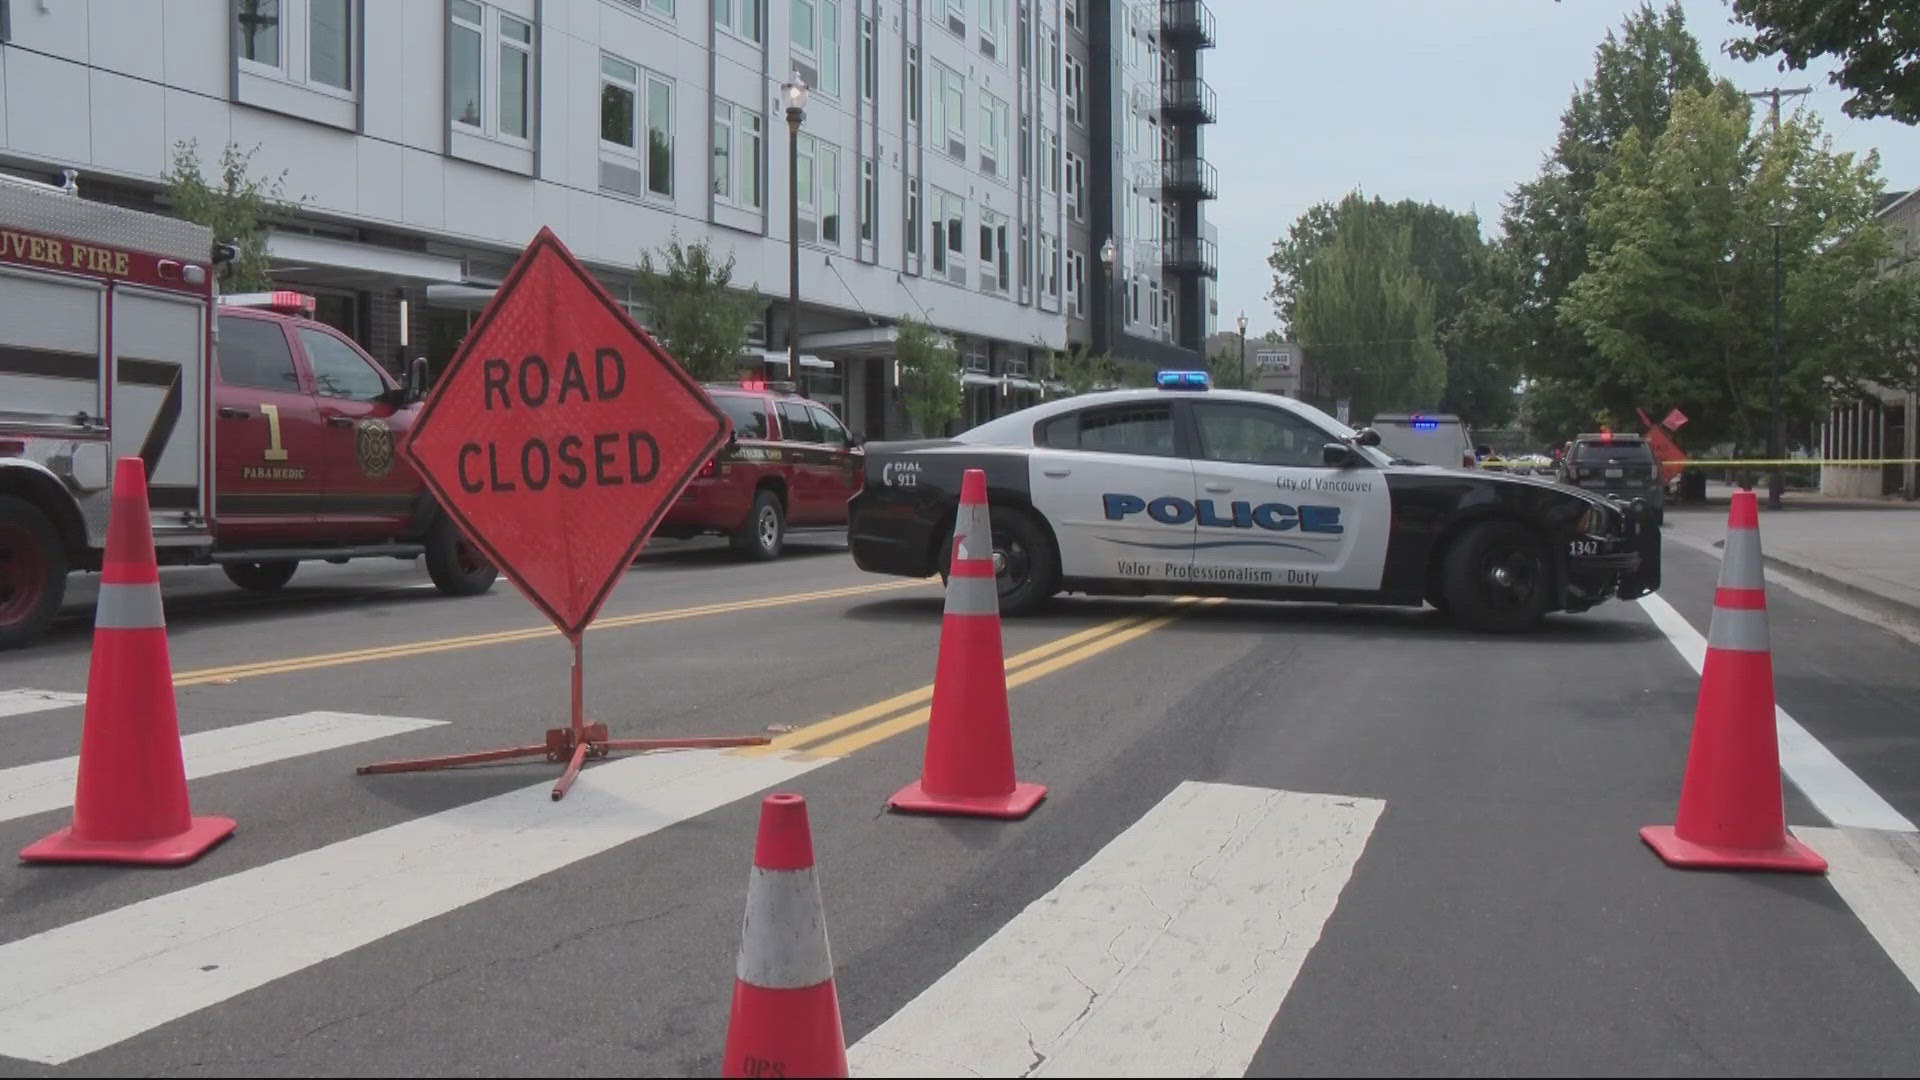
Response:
[1156, 370, 1210, 390]
[1410, 414, 1440, 431]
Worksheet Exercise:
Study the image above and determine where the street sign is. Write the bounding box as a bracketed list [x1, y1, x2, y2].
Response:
[404, 227, 730, 637]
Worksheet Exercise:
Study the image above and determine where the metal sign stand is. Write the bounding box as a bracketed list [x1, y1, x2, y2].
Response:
[358, 634, 767, 801]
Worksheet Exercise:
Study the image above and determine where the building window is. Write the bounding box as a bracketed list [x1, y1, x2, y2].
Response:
[859, 13, 876, 102]
[935, 61, 965, 159]
[979, 91, 1008, 176]
[798, 135, 841, 245]
[714, 103, 765, 211]
[716, 0, 764, 43]
[1066, 250, 1084, 315]
[931, 187, 965, 282]
[820, 0, 841, 96]
[1148, 279, 1161, 329]
[1040, 232, 1059, 299]
[601, 57, 674, 199]
[1018, 222, 1030, 293]
[907, 177, 921, 257]
[1044, 128, 1059, 193]
[235, 0, 355, 94]
[1064, 0, 1079, 32]
[979, 209, 1008, 293]
[1063, 55, 1083, 126]
[1046, 26, 1059, 90]
[977, 0, 1005, 60]
[859, 157, 877, 243]
[1064, 150, 1084, 221]
[449, 2, 533, 143]
[943, 0, 965, 37]
[1019, 114, 1030, 180]
[907, 45, 920, 124]
[792, 0, 815, 50]
[624, 0, 675, 15]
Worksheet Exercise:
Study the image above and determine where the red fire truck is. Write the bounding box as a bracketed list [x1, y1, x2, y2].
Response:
[0, 171, 495, 650]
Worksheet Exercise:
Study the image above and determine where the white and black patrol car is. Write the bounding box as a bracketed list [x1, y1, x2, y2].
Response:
[847, 372, 1660, 633]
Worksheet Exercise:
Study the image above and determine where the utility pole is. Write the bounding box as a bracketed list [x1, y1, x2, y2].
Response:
[1744, 86, 1810, 508]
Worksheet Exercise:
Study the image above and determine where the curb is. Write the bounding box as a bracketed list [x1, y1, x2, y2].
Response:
[1664, 529, 1920, 626]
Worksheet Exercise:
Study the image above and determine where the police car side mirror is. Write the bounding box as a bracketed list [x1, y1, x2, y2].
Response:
[1351, 427, 1382, 448]
[1323, 442, 1360, 468]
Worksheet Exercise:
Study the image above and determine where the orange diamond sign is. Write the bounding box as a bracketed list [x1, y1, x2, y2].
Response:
[404, 228, 730, 637]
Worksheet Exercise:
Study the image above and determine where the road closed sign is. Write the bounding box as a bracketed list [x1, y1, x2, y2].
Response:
[404, 227, 730, 636]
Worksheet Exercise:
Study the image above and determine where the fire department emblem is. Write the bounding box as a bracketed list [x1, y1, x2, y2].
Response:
[355, 417, 395, 479]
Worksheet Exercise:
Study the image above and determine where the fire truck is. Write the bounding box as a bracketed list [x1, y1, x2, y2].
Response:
[0, 172, 496, 650]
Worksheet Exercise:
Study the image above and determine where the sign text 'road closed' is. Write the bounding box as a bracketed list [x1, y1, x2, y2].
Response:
[404, 228, 730, 636]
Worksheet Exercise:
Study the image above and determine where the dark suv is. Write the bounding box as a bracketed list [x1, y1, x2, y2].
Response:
[656, 383, 863, 559]
[1560, 433, 1664, 524]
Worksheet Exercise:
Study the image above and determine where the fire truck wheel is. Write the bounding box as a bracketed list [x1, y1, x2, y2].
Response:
[424, 516, 498, 596]
[223, 560, 299, 592]
[0, 495, 68, 651]
[731, 489, 785, 561]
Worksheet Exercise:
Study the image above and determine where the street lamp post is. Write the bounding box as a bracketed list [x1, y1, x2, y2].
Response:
[1099, 236, 1116, 360]
[1768, 220, 1784, 509]
[785, 76, 809, 382]
[1236, 310, 1248, 388]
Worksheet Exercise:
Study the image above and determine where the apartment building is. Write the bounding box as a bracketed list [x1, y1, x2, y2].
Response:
[0, 0, 1100, 437]
[1060, 0, 1214, 367]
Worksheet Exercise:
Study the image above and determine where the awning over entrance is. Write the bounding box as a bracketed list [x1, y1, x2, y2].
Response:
[266, 232, 465, 287]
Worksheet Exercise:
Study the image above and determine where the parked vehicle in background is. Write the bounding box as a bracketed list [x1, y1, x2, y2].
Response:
[0, 173, 496, 650]
[1368, 412, 1478, 469]
[659, 383, 863, 559]
[1559, 433, 1665, 525]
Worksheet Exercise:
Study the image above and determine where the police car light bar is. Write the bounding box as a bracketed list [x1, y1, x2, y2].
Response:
[1156, 370, 1210, 390]
[220, 290, 318, 316]
[1409, 414, 1440, 430]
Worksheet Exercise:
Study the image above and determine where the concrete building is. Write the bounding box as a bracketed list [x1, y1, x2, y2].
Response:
[1060, 0, 1214, 367]
[0, 0, 1120, 439]
[1819, 187, 1919, 499]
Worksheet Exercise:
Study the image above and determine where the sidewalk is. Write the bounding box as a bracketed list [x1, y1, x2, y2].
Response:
[1664, 482, 1920, 621]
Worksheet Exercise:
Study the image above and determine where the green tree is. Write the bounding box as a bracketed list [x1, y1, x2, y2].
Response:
[1292, 198, 1447, 424]
[895, 318, 961, 435]
[1207, 346, 1250, 389]
[1561, 86, 1916, 452]
[1044, 344, 1118, 395]
[1728, 0, 1920, 124]
[634, 237, 761, 382]
[164, 140, 296, 292]
[1499, 2, 1712, 404]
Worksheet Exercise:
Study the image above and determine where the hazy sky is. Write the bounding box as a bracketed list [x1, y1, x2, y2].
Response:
[1209, 0, 1920, 340]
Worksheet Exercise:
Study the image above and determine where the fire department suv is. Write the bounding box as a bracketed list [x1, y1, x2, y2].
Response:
[848, 372, 1662, 633]
[0, 173, 496, 650]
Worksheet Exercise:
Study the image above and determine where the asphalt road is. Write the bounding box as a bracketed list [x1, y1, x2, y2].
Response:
[2, 532, 1919, 1077]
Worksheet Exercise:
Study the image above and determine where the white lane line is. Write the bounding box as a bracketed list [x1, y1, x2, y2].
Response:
[0, 690, 85, 719]
[848, 782, 1385, 1079]
[0, 747, 827, 1065]
[1638, 594, 1916, 832]
[1797, 827, 1920, 997]
[0, 711, 447, 826]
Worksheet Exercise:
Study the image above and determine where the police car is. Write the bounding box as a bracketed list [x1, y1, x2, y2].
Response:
[846, 372, 1660, 632]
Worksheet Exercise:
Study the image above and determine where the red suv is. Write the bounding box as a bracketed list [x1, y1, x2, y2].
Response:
[657, 384, 863, 558]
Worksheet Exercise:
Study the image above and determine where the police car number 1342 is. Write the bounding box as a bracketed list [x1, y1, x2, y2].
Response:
[1568, 539, 1600, 557]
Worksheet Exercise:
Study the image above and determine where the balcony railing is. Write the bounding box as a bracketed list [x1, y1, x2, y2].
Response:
[1161, 0, 1216, 48]
[1161, 78, 1217, 124]
[1162, 157, 1218, 200]
[1163, 236, 1218, 278]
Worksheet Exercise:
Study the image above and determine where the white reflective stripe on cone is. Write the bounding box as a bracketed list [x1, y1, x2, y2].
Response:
[943, 567, 1001, 616]
[954, 499, 993, 562]
[737, 866, 835, 989]
[93, 583, 166, 630]
[1706, 606, 1770, 653]
[1720, 529, 1766, 590]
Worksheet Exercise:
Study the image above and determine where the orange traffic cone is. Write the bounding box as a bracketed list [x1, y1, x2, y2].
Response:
[1640, 490, 1825, 872]
[20, 457, 235, 866]
[887, 469, 1046, 819]
[722, 793, 847, 1079]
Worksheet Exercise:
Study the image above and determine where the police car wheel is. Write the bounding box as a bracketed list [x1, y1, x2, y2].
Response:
[223, 560, 298, 592]
[939, 507, 1057, 616]
[732, 490, 785, 560]
[0, 496, 67, 651]
[1441, 520, 1551, 633]
[424, 516, 499, 596]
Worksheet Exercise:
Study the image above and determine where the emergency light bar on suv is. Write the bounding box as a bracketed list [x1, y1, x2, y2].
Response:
[218, 290, 318, 316]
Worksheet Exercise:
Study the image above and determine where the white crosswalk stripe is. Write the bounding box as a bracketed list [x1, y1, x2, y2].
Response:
[0, 711, 447, 826]
[849, 782, 1385, 1078]
[0, 690, 85, 719]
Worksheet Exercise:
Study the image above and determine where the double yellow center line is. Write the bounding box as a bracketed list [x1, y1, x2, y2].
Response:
[739, 596, 1222, 760]
[170, 580, 928, 687]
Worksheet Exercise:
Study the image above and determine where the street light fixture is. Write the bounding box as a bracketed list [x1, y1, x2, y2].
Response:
[1768, 220, 1784, 509]
[1236, 310, 1248, 389]
[785, 75, 809, 380]
[1099, 237, 1116, 359]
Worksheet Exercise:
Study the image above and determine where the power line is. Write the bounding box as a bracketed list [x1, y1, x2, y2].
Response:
[1742, 86, 1814, 134]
